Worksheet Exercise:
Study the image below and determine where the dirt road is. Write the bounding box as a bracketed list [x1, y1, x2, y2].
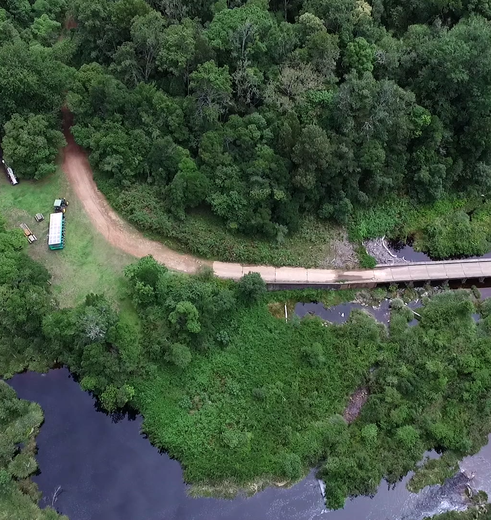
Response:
[61, 112, 491, 286]
[61, 110, 205, 274]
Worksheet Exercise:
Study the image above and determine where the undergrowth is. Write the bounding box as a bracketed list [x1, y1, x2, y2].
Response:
[407, 452, 460, 493]
[350, 195, 491, 259]
[98, 179, 344, 268]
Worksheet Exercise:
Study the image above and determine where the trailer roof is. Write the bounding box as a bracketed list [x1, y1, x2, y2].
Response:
[6, 167, 18, 185]
[48, 212, 64, 246]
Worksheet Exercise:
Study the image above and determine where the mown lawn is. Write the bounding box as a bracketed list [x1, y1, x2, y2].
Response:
[0, 169, 134, 306]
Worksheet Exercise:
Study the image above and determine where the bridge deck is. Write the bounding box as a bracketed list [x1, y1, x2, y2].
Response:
[212, 258, 491, 286]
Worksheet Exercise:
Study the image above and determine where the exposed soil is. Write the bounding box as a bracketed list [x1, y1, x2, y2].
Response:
[343, 387, 369, 424]
[61, 109, 205, 274]
[364, 237, 408, 265]
[324, 230, 358, 269]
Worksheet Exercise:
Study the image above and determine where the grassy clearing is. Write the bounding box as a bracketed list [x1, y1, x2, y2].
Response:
[0, 170, 134, 306]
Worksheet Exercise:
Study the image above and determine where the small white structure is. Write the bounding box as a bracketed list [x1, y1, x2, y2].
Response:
[2, 159, 18, 185]
[48, 212, 65, 250]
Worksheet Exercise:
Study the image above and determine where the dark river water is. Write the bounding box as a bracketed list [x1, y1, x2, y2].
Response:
[7, 299, 491, 520]
[388, 241, 491, 263]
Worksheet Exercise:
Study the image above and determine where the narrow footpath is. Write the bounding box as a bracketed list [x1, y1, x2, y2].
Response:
[61, 113, 491, 286]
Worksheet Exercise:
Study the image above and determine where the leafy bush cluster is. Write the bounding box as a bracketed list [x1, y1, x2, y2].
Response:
[4, 219, 491, 510]
[319, 290, 491, 508]
[422, 211, 490, 259]
[351, 196, 491, 260]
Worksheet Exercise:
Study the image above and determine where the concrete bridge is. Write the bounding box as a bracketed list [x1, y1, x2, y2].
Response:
[212, 258, 491, 289]
[60, 132, 491, 290]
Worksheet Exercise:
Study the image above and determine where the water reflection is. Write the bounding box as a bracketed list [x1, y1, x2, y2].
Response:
[295, 301, 391, 325]
[388, 242, 432, 263]
[7, 294, 491, 520]
[10, 370, 327, 520]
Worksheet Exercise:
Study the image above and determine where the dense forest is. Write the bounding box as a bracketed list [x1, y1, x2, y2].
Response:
[4, 212, 491, 511]
[1, 0, 491, 259]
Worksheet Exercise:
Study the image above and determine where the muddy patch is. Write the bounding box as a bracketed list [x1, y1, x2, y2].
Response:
[343, 387, 369, 424]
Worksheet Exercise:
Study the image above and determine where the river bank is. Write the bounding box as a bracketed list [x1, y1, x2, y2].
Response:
[8, 364, 491, 519]
[6, 287, 491, 520]
[8, 368, 488, 520]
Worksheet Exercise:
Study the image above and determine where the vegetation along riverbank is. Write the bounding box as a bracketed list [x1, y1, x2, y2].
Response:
[4, 214, 491, 512]
[0, 381, 67, 520]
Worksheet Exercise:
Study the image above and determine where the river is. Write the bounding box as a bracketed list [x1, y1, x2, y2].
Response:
[388, 240, 491, 263]
[7, 299, 490, 520]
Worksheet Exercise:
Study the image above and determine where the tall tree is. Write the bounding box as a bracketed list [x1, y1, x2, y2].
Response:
[190, 60, 233, 124]
[2, 113, 65, 180]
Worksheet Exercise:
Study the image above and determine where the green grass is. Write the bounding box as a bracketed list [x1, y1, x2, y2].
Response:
[0, 170, 134, 306]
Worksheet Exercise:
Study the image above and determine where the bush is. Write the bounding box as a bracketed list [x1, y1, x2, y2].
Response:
[390, 298, 404, 310]
[0, 469, 12, 495]
[100, 384, 135, 412]
[422, 211, 490, 259]
[8, 452, 37, 479]
[301, 342, 326, 367]
[361, 424, 378, 447]
[357, 246, 377, 268]
[237, 272, 266, 304]
[167, 343, 192, 368]
[407, 452, 459, 493]
[280, 452, 303, 480]
[252, 387, 267, 400]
